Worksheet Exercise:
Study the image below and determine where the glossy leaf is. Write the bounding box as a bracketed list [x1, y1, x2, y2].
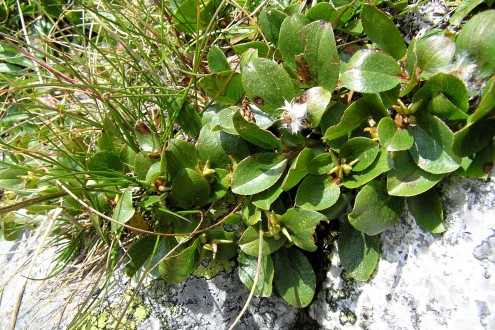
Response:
[216, 106, 239, 135]
[251, 179, 284, 210]
[407, 190, 446, 234]
[412, 73, 469, 116]
[207, 46, 230, 73]
[377, 117, 414, 151]
[306, 87, 333, 128]
[300, 20, 340, 91]
[307, 153, 334, 175]
[171, 168, 210, 209]
[340, 137, 379, 172]
[278, 14, 310, 69]
[456, 10, 495, 76]
[239, 225, 286, 257]
[349, 180, 404, 236]
[387, 151, 443, 196]
[414, 33, 456, 79]
[408, 114, 461, 174]
[429, 93, 469, 121]
[273, 247, 316, 308]
[323, 96, 370, 140]
[338, 220, 380, 281]
[453, 118, 495, 157]
[280, 208, 327, 252]
[361, 4, 406, 60]
[232, 153, 287, 195]
[282, 148, 315, 191]
[238, 251, 274, 297]
[296, 175, 340, 211]
[135, 121, 160, 152]
[456, 141, 494, 178]
[112, 187, 135, 231]
[158, 238, 200, 284]
[165, 139, 198, 179]
[341, 50, 402, 93]
[343, 149, 390, 189]
[232, 109, 282, 151]
[197, 123, 250, 169]
[242, 200, 262, 226]
[242, 58, 296, 116]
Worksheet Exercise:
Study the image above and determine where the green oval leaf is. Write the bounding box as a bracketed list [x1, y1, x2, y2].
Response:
[412, 73, 469, 116]
[273, 247, 316, 308]
[429, 93, 469, 121]
[171, 168, 211, 209]
[196, 123, 250, 169]
[361, 4, 406, 60]
[239, 225, 286, 257]
[295, 175, 340, 211]
[158, 238, 200, 284]
[407, 114, 461, 174]
[134, 151, 155, 180]
[282, 147, 315, 191]
[242, 200, 262, 226]
[238, 251, 274, 297]
[232, 109, 282, 151]
[387, 151, 443, 196]
[242, 58, 296, 116]
[414, 33, 456, 79]
[134, 121, 160, 152]
[377, 117, 414, 151]
[232, 153, 287, 195]
[323, 96, 371, 140]
[349, 180, 404, 236]
[259, 8, 287, 46]
[87, 151, 123, 172]
[165, 139, 198, 179]
[343, 149, 391, 189]
[340, 137, 379, 172]
[251, 179, 284, 210]
[207, 45, 230, 74]
[453, 118, 495, 157]
[407, 190, 446, 234]
[338, 220, 380, 281]
[341, 50, 402, 93]
[307, 152, 334, 175]
[306, 87, 333, 128]
[456, 9, 495, 76]
[300, 20, 340, 91]
[280, 208, 327, 252]
[278, 14, 310, 69]
[112, 187, 135, 231]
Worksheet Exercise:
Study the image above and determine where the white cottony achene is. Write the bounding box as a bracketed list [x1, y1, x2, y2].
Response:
[280, 99, 308, 134]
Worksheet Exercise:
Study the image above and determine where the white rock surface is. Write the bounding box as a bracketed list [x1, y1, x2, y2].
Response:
[310, 176, 495, 330]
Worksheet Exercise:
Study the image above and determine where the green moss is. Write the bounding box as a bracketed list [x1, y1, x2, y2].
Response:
[84, 289, 151, 329]
[193, 259, 235, 279]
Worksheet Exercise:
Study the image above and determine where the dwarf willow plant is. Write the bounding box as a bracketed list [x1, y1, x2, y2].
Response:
[1, 0, 495, 317]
